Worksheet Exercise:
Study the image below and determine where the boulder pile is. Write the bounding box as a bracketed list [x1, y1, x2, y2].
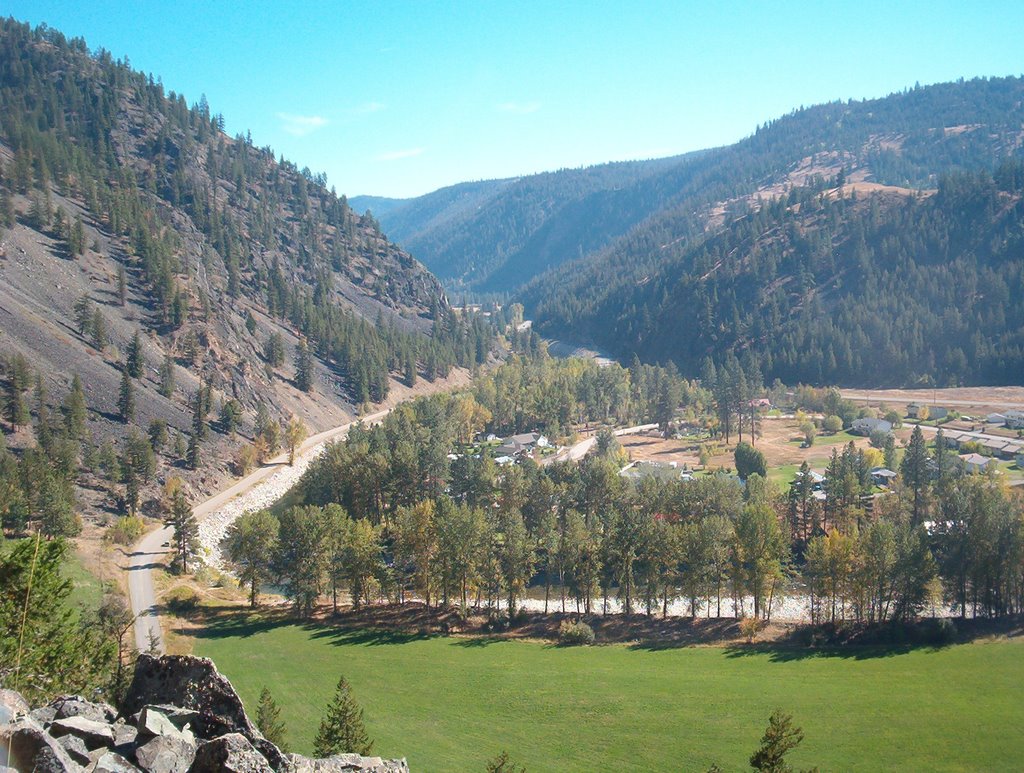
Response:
[0, 655, 408, 773]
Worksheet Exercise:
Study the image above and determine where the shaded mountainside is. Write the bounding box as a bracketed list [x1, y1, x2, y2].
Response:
[0, 19, 493, 520]
[529, 167, 1024, 387]
[355, 155, 699, 295]
[363, 77, 1024, 302]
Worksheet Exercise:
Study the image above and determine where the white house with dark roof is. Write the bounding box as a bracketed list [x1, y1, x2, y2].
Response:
[960, 453, 995, 474]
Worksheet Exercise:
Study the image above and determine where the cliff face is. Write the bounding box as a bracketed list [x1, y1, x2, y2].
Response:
[0, 654, 409, 773]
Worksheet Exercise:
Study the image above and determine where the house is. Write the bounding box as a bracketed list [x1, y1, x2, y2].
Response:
[494, 432, 550, 458]
[851, 418, 893, 436]
[619, 460, 691, 483]
[1005, 410, 1024, 429]
[870, 467, 898, 487]
[941, 430, 966, 448]
[494, 455, 516, 466]
[1016, 453, 1024, 469]
[907, 404, 947, 420]
[960, 453, 994, 474]
[986, 413, 1007, 425]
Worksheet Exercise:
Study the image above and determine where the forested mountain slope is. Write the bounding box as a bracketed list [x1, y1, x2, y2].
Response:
[355, 155, 698, 294]
[531, 167, 1024, 386]
[365, 77, 1024, 302]
[0, 19, 492, 523]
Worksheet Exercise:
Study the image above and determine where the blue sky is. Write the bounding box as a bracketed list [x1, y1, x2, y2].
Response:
[5, 1, 1024, 198]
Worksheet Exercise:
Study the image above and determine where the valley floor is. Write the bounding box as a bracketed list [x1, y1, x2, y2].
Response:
[190, 607, 1024, 772]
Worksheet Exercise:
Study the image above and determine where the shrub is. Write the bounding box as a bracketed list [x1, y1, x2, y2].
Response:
[558, 619, 595, 646]
[106, 515, 145, 545]
[165, 586, 200, 615]
[823, 415, 843, 433]
[739, 616, 763, 643]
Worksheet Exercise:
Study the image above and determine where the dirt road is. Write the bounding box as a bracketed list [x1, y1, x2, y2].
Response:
[128, 409, 389, 652]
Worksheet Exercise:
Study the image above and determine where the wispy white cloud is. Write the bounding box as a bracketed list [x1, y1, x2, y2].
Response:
[375, 148, 424, 162]
[276, 112, 329, 137]
[353, 102, 386, 115]
[497, 101, 541, 115]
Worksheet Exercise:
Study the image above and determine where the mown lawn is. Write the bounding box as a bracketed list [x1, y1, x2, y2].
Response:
[194, 613, 1024, 772]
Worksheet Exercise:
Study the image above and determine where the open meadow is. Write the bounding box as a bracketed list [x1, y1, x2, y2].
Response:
[193, 612, 1024, 772]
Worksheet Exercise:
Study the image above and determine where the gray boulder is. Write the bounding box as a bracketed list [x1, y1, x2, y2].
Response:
[0, 689, 30, 725]
[137, 706, 195, 743]
[56, 731, 92, 765]
[112, 719, 139, 748]
[93, 750, 144, 772]
[50, 715, 117, 749]
[29, 705, 58, 725]
[189, 733, 272, 773]
[0, 716, 78, 773]
[135, 733, 197, 773]
[51, 695, 118, 724]
[122, 655, 259, 741]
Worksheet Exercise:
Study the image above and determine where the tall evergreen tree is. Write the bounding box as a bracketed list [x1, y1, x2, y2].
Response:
[126, 332, 144, 378]
[168, 488, 200, 573]
[295, 339, 314, 393]
[158, 352, 175, 398]
[256, 687, 287, 750]
[900, 425, 930, 525]
[313, 675, 373, 757]
[117, 366, 135, 423]
[62, 374, 88, 440]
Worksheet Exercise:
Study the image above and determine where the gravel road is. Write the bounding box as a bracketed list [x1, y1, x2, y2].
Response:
[128, 409, 389, 652]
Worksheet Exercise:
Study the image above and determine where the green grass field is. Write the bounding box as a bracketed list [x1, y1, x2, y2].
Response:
[194, 614, 1024, 772]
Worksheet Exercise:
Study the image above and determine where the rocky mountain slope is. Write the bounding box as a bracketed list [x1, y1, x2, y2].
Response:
[0, 19, 493, 525]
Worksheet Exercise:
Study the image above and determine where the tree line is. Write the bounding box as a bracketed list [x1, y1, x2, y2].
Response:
[226, 368, 1024, 623]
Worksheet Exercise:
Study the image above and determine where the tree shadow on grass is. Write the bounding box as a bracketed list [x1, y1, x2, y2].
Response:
[721, 642, 949, 662]
[451, 636, 508, 648]
[187, 607, 298, 640]
[306, 625, 437, 647]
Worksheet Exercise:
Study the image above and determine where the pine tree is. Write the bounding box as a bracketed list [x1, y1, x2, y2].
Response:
[70, 214, 85, 256]
[117, 366, 135, 423]
[126, 332, 144, 378]
[313, 676, 373, 757]
[900, 425, 930, 525]
[116, 264, 127, 306]
[749, 709, 812, 773]
[158, 353, 175, 398]
[191, 385, 208, 440]
[255, 687, 287, 749]
[91, 309, 107, 350]
[60, 375, 88, 441]
[168, 488, 200, 573]
[295, 339, 313, 393]
[186, 432, 201, 470]
[73, 294, 94, 336]
[5, 375, 30, 431]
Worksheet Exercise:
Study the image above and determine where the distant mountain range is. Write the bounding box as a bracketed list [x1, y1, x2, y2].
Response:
[359, 76, 1024, 386]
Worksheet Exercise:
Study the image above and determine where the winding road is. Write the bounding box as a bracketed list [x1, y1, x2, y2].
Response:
[127, 410, 388, 652]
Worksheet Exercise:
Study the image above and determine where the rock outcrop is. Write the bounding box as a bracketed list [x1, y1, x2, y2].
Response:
[0, 656, 409, 773]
